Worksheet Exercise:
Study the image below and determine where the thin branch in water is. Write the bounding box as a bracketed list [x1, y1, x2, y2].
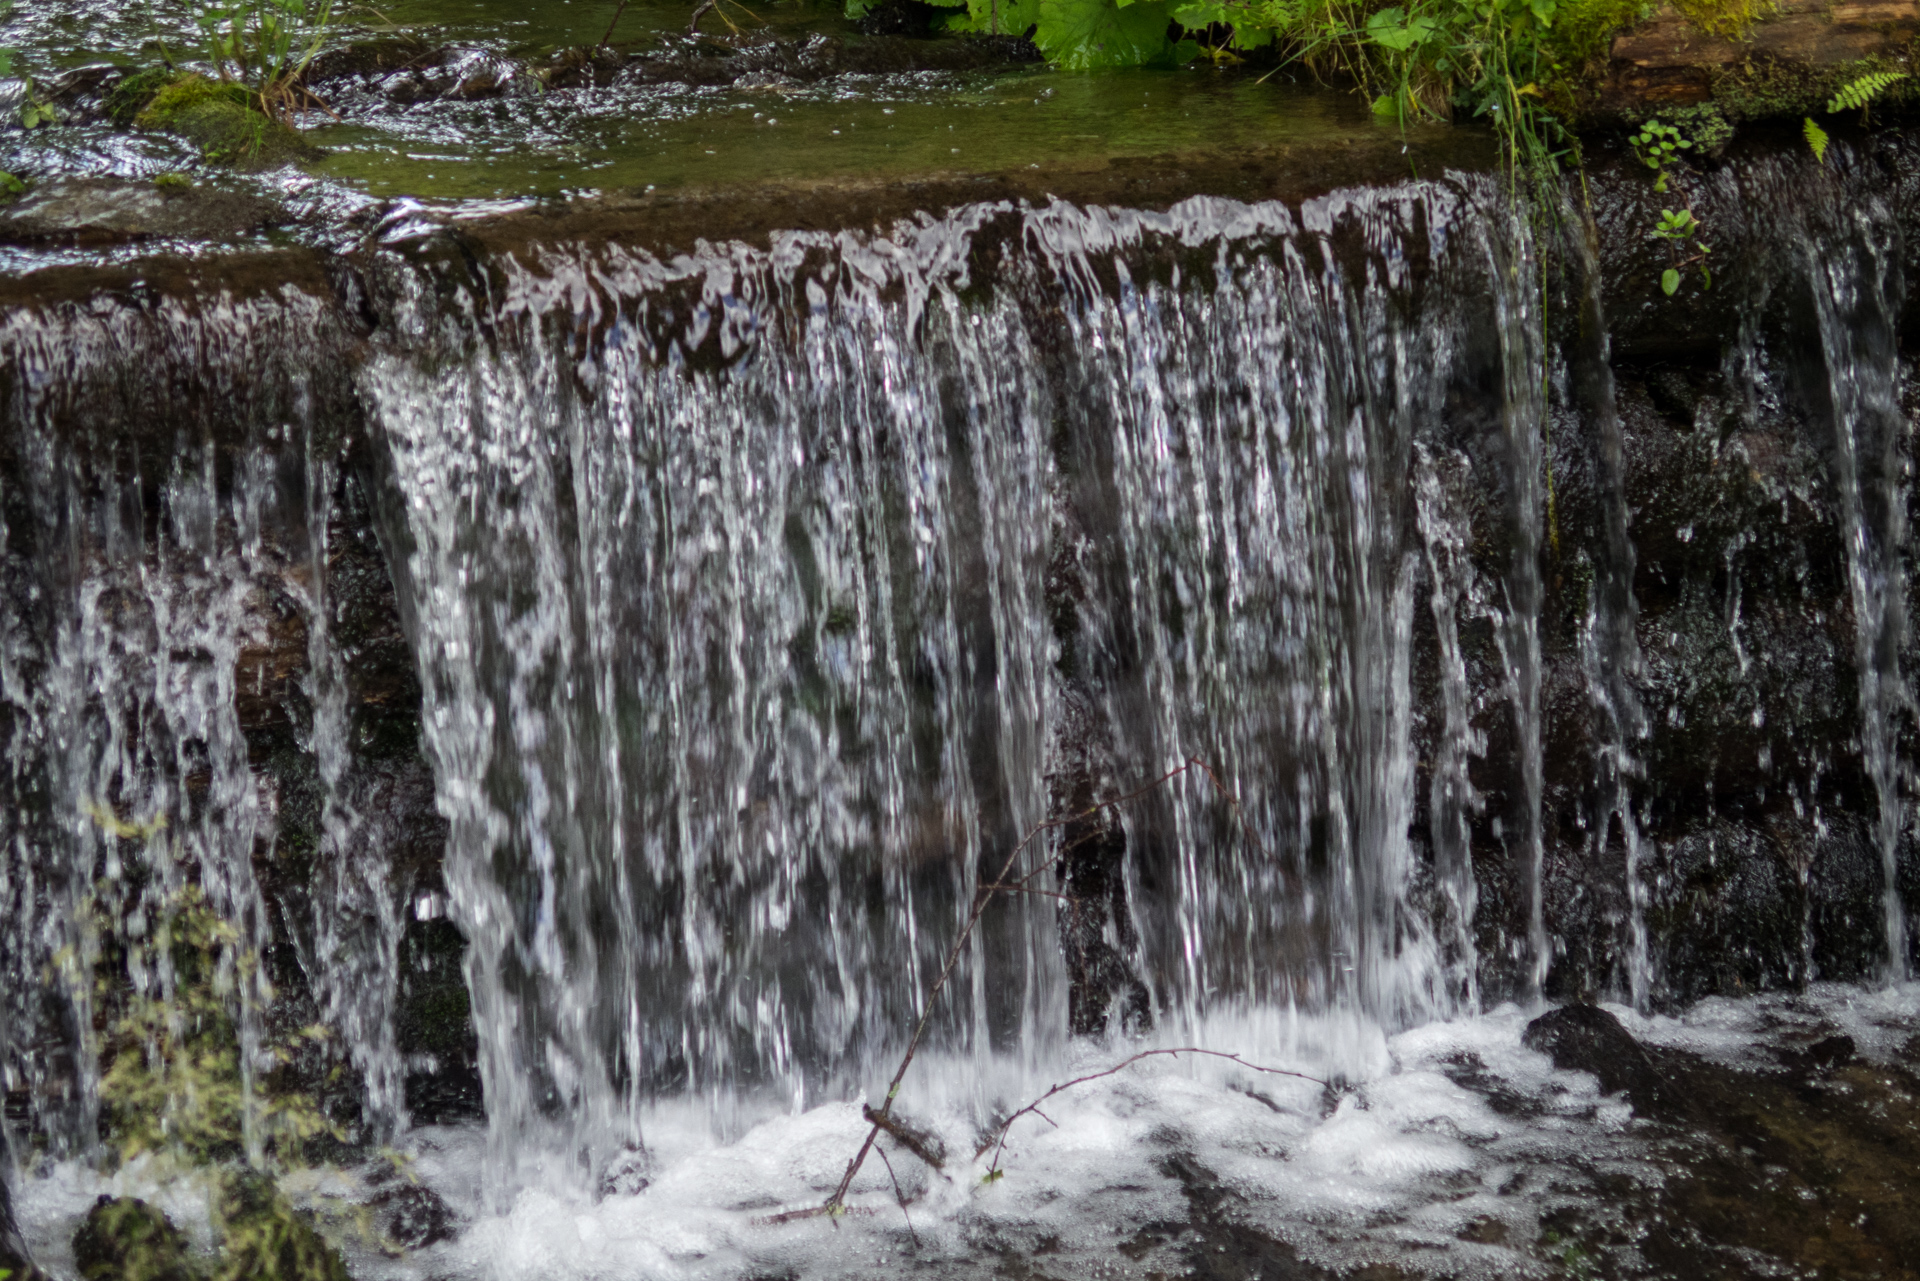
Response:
[873, 1144, 920, 1248]
[599, 0, 630, 48]
[862, 1104, 945, 1170]
[976, 884, 1082, 905]
[824, 757, 1215, 1213]
[753, 1203, 873, 1226]
[979, 1048, 1330, 1175]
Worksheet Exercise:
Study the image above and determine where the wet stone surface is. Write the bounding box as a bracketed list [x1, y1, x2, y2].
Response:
[0, 176, 285, 246]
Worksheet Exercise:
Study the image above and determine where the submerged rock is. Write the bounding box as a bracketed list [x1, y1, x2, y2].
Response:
[0, 176, 283, 246]
[71, 1196, 197, 1281]
[594, 1145, 653, 1200]
[133, 76, 317, 170]
[0, 1132, 48, 1281]
[1521, 1004, 1671, 1115]
[370, 1182, 458, 1251]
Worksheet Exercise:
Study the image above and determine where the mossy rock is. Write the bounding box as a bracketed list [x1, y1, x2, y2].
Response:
[106, 66, 179, 126]
[133, 75, 315, 170]
[213, 1173, 349, 1281]
[72, 1196, 200, 1281]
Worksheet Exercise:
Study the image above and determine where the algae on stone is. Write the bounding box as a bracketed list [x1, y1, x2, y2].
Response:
[133, 74, 311, 168]
[213, 1173, 351, 1281]
[71, 1197, 198, 1281]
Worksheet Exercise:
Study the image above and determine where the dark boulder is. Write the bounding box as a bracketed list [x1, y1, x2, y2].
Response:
[1522, 1003, 1674, 1116]
[1782, 1033, 1858, 1076]
[71, 1196, 198, 1281]
[594, 1145, 653, 1201]
[371, 1182, 458, 1251]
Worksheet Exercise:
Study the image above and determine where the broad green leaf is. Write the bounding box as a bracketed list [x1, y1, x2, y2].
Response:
[949, 0, 1042, 33]
[1366, 6, 1438, 50]
[1661, 267, 1680, 296]
[1034, 0, 1176, 69]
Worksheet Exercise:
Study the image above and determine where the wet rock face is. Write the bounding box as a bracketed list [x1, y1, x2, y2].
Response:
[2, 126, 1919, 1149]
[1511, 134, 1920, 1006]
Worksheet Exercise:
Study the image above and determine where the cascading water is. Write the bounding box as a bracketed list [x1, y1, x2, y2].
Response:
[1802, 197, 1914, 982]
[3, 131, 1919, 1281]
[0, 279, 407, 1155]
[355, 179, 1551, 1184]
[1565, 216, 1653, 1010]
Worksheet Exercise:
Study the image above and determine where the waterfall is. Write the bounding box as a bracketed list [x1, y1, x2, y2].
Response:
[1800, 173, 1914, 981]
[357, 178, 1551, 1181]
[0, 278, 400, 1154]
[1565, 212, 1652, 1009]
[3, 139, 1915, 1221]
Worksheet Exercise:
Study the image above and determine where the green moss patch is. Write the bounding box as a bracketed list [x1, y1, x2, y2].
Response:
[105, 66, 179, 126]
[1711, 49, 1920, 123]
[132, 74, 313, 169]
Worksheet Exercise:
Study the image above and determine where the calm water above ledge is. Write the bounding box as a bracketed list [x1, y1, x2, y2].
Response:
[1, 0, 1450, 205]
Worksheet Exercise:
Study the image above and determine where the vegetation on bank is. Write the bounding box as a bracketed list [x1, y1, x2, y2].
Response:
[851, 0, 1919, 181]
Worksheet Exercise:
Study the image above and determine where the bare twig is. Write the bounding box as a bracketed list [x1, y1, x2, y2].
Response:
[873, 1145, 919, 1247]
[862, 1104, 945, 1170]
[977, 1048, 1329, 1175]
[599, 0, 631, 48]
[753, 1203, 874, 1226]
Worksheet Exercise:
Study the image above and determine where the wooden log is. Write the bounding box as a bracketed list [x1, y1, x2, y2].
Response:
[1587, 0, 1920, 121]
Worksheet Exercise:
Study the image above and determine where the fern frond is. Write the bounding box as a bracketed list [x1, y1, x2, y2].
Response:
[1827, 71, 1907, 115]
[1805, 116, 1830, 163]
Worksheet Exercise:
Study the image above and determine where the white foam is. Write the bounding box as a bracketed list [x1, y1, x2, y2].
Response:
[12, 985, 1914, 1280]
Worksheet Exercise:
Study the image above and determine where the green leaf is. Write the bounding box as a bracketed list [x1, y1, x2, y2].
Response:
[1827, 71, 1907, 115]
[1661, 267, 1681, 296]
[1034, 0, 1175, 68]
[948, 0, 1042, 34]
[1366, 6, 1438, 51]
[1804, 115, 1829, 163]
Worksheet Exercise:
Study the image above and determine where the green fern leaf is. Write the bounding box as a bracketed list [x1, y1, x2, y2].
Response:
[1827, 71, 1907, 115]
[1805, 116, 1830, 163]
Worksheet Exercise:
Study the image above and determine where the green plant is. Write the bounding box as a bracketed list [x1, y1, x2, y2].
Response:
[0, 48, 58, 129]
[1651, 206, 1710, 295]
[1804, 115, 1828, 163]
[1827, 69, 1906, 120]
[93, 882, 342, 1176]
[0, 171, 24, 196]
[191, 0, 335, 123]
[153, 171, 194, 190]
[1631, 118, 1690, 192]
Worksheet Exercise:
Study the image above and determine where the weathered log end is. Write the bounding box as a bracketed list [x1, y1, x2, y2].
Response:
[1574, 0, 1920, 126]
